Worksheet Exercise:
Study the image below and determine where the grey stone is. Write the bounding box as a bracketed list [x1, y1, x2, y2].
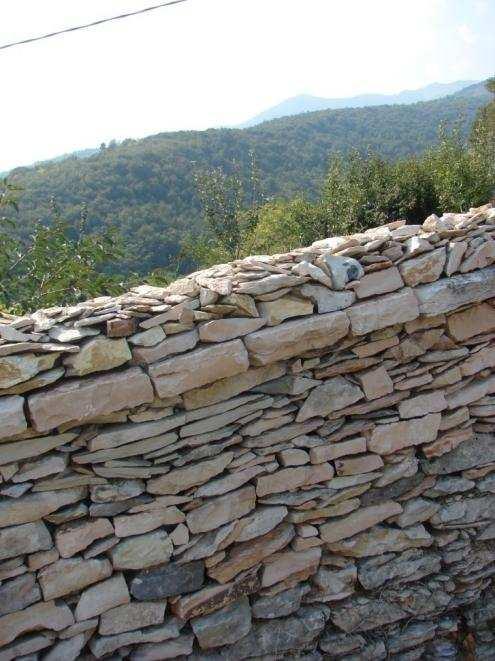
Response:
[422, 433, 495, 475]
[415, 265, 495, 315]
[358, 549, 441, 590]
[252, 584, 310, 619]
[296, 377, 363, 422]
[131, 560, 204, 600]
[191, 597, 252, 649]
[318, 254, 364, 289]
[299, 284, 355, 312]
[331, 597, 406, 632]
[0, 521, 52, 561]
[0, 573, 41, 616]
[110, 530, 173, 570]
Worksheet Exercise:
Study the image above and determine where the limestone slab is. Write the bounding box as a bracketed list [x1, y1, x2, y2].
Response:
[320, 501, 403, 543]
[296, 377, 363, 422]
[75, 573, 130, 621]
[38, 557, 112, 600]
[186, 486, 256, 534]
[347, 288, 419, 335]
[0, 396, 27, 441]
[63, 337, 131, 376]
[415, 266, 495, 315]
[368, 413, 441, 454]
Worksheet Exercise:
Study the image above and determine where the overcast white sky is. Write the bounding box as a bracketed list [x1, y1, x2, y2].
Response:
[1, 0, 494, 171]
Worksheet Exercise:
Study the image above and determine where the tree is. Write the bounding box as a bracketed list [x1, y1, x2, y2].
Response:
[0, 182, 126, 313]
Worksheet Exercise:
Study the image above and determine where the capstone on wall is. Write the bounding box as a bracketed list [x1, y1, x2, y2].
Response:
[1, 204, 495, 659]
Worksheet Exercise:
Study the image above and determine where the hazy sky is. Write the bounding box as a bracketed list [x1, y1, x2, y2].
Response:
[1, 0, 494, 171]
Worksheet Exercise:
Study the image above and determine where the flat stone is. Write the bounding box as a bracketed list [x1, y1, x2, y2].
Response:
[191, 597, 252, 649]
[415, 266, 495, 315]
[28, 367, 154, 431]
[392, 497, 440, 527]
[356, 366, 393, 400]
[0, 395, 27, 441]
[252, 584, 309, 619]
[446, 374, 495, 408]
[1, 435, 75, 469]
[256, 463, 334, 497]
[129, 326, 166, 347]
[236, 274, 306, 295]
[299, 284, 355, 312]
[320, 501, 402, 543]
[55, 517, 114, 557]
[347, 288, 419, 336]
[183, 363, 285, 410]
[331, 597, 405, 633]
[0, 366, 65, 396]
[460, 239, 495, 272]
[194, 464, 267, 498]
[258, 295, 313, 326]
[132, 329, 198, 364]
[399, 247, 446, 286]
[445, 240, 467, 276]
[149, 340, 249, 398]
[186, 486, 256, 534]
[447, 303, 495, 341]
[131, 560, 204, 600]
[327, 524, 433, 557]
[352, 336, 399, 358]
[422, 433, 495, 475]
[318, 254, 364, 289]
[0, 633, 55, 660]
[0, 487, 86, 528]
[354, 267, 404, 298]
[461, 346, 495, 376]
[244, 312, 349, 365]
[243, 417, 324, 449]
[297, 377, 363, 422]
[171, 569, 260, 620]
[12, 453, 68, 482]
[0, 573, 41, 616]
[110, 529, 173, 570]
[208, 523, 295, 583]
[38, 557, 112, 600]
[235, 505, 288, 542]
[90, 479, 144, 502]
[147, 452, 233, 495]
[368, 413, 441, 454]
[127, 634, 194, 660]
[0, 600, 74, 647]
[278, 448, 309, 466]
[113, 507, 184, 536]
[310, 563, 357, 600]
[75, 573, 130, 621]
[398, 391, 447, 419]
[335, 454, 384, 476]
[199, 317, 265, 341]
[99, 601, 165, 635]
[0, 353, 58, 389]
[63, 337, 131, 376]
[262, 547, 321, 587]
[310, 436, 367, 463]
[0, 521, 52, 561]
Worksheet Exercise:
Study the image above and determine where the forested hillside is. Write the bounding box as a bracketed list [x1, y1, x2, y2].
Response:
[9, 82, 490, 274]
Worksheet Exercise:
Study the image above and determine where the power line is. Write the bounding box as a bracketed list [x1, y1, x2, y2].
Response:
[0, 0, 188, 51]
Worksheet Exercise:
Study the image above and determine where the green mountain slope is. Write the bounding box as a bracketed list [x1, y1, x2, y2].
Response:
[9, 83, 490, 274]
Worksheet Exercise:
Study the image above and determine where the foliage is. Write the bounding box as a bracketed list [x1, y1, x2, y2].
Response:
[0, 186, 125, 313]
[7, 83, 489, 274]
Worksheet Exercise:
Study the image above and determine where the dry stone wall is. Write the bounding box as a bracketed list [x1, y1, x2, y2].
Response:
[1, 204, 495, 659]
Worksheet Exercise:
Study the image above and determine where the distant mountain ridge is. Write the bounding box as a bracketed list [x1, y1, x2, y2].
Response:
[238, 80, 477, 127]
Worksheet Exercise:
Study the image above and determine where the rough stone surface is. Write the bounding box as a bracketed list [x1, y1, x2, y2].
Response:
[347, 288, 419, 335]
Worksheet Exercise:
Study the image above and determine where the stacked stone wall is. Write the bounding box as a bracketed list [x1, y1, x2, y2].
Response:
[1, 204, 495, 659]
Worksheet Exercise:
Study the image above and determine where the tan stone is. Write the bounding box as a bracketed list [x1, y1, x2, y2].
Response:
[147, 452, 233, 495]
[244, 312, 349, 365]
[114, 507, 184, 536]
[99, 602, 165, 635]
[38, 557, 112, 600]
[199, 318, 266, 342]
[447, 303, 495, 341]
[278, 448, 309, 466]
[461, 346, 495, 376]
[310, 436, 367, 463]
[445, 240, 467, 276]
[356, 366, 393, 400]
[0, 353, 58, 389]
[257, 296, 313, 327]
[243, 417, 324, 449]
[354, 267, 404, 299]
[439, 407, 470, 431]
[367, 413, 441, 454]
[298, 284, 355, 313]
[28, 548, 59, 571]
[208, 523, 294, 583]
[0, 487, 86, 528]
[446, 375, 495, 408]
[28, 367, 154, 432]
[55, 517, 114, 557]
[0, 395, 27, 441]
[63, 337, 131, 376]
[194, 464, 268, 498]
[132, 329, 198, 364]
[0, 521, 52, 561]
[149, 340, 249, 398]
[183, 363, 286, 410]
[327, 390, 409, 419]
[0, 366, 65, 396]
[236, 274, 306, 295]
[262, 547, 321, 587]
[422, 427, 474, 459]
[75, 573, 130, 621]
[256, 463, 334, 497]
[460, 239, 495, 272]
[296, 377, 363, 422]
[89, 414, 185, 451]
[347, 288, 419, 336]
[398, 391, 447, 419]
[352, 336, 399, 358]
[399, 247, 446, 286]
[0, 600, 74, 647]
[129, 326, 166, 347]
[327, 523, 432, 557]
[110, 530, 173, 569]
[186, 486, 256, 534]
[288, 498, 361, 524]
[335, 453, 384, 476]
[0, 432, 75, 465]
[320, 501, 402, 543]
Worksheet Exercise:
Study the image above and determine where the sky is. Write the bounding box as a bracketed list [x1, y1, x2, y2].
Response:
[1, 0, 494, 172]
